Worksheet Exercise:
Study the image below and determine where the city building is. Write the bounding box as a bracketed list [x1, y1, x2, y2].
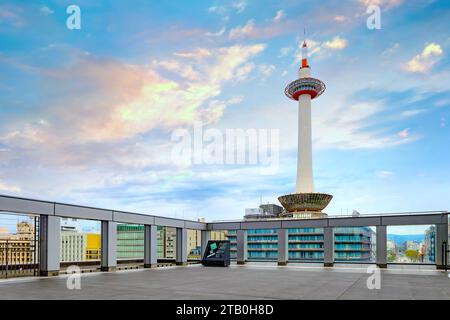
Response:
[424, 226, 436, 263]
[117, 224, 144, 259]
[334, 227, 374, 262]
[113, 225, 179, 260]
[85, 233, 101, 260]
[403, 241, 420, 251]
[0, 221, 37, 265]
[157, 226, 176, 259]
[187, 229, 202, 259]
[60, 231, 86, 262]
[227, 205, 375, 262]
[115, 225, 178, 260]
[114, 225, 177, 260]
[387, 240, 396, 252]
[61, 217, 78, 231]
[244, 204, 283, 220]
[115, 222, 226, 260]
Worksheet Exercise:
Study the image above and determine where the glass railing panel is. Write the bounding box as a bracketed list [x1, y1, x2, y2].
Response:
[387, 225, 435, 264]
[334, 226, 376, 263]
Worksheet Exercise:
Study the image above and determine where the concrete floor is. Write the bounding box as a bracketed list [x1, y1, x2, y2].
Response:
[0, 263, 449, 300]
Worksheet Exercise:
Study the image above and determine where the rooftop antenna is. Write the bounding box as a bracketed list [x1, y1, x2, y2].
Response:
[301, 26, 309, 68]
[303, 26, 307, 46]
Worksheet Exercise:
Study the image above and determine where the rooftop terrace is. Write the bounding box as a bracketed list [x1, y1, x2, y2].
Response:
[1, 263, 449, 300]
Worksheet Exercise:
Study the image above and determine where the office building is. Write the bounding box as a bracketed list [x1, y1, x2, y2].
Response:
[60, 231, 87, 262]
[117, 224, 145, 259]
[227, 204, 375, 262]
[85, 233, 101, 260]
[0, 221, 37, 265]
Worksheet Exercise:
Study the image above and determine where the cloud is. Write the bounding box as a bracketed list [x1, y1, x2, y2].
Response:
[404, 43, 443, 73]
[40, 6, 54, 15]
[400, 109, 426, 118]
[153, 59, 200, 81]
[232, 1, 247, 13]
[207, 2, 247, 18]
[174, 48, 213, 60]
[229, 20, 256, 39]
[208, 6, 227, 15]
[0, 180, 21, 193]
[377, 171, 394, 178]
[235, 62, 255, 81]
[278, 47, 293, 57]
[0, 43, 269, 216]
[293, 37, 347, 64]
[357, 0, 404, 10]
[323, 36, 348, 50]
[397, 128, 410, 138]
[312, 100, 418, 150]
[273, 10, 285, 23]
[205, 27, 226, 37]
[2, 44, 265, 147]
[257, 84, 420, 152]
[0, 5, 25, 28]
[258, 64, 276, 77]
[382, 43, 400, 57]
[334, 15, 347, 22]
[228, 17, 296, 41]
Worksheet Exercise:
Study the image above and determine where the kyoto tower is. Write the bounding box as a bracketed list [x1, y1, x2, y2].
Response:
[278, 40, 333, 219]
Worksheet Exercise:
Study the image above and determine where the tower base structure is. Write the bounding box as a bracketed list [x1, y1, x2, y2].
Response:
[278, 193, 333, 219]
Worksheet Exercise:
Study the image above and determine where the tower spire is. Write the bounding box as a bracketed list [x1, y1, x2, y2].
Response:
[301, 27, 309, 68]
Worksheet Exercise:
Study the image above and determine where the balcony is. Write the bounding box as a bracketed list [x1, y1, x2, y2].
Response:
[0, 195, 449, 300]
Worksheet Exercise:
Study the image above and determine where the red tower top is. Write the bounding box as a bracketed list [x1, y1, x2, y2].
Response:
[301, 41, 309, 68]
[284, 40, 326, 101]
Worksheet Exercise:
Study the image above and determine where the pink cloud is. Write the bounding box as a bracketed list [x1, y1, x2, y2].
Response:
[1, 44, 266, 147]
[0, 5, 25, 28]
[397, 128, 410, 138]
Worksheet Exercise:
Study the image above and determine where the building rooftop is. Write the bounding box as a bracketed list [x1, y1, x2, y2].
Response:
[0, 263, 448, 300]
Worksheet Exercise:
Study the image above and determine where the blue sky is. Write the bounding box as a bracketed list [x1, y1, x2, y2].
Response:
[0, 0, 449, 223]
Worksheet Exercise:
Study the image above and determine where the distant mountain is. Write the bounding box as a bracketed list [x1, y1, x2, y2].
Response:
[387, 234, 424, 245]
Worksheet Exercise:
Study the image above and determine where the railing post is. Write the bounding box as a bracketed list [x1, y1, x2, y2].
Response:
[176, 228, 188, 266]
[323, 227, 334, 267]
[376, 225, 387, 268]
[101, 221, 117, 271]
[144, 225, 158, 268]
[39, 215, 60, 276]
[436, 223, 448, 270]
[236, 229, 247, 265]
[277, 229, 288, 266]
[5, 240, 9, 279]
[201, 230, 211, 258]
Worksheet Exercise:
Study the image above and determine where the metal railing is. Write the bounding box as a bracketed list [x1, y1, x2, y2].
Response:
[212, 210, 448, 223]
[0, 216, 39, 279]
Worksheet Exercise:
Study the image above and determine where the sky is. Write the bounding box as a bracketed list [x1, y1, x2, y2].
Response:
[0, 0, 449, 225]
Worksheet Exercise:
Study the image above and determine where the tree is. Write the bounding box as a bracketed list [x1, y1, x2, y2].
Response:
[387, 252, 397, 262]
[405, 249, 419, 262]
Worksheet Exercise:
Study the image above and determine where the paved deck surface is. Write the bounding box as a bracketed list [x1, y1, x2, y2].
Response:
[0, 263, 449, 300]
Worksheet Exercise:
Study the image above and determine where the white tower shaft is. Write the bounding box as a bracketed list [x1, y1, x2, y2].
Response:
[296, 67, 314, 193]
